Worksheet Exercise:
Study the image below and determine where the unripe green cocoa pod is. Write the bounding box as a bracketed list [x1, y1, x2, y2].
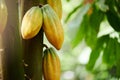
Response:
[21, 6, 42, 39]
[42, 47, 61, 80]
[42, 4, 64, 50]
[0, 0, 7, 34]
[47, 0, 62, 19]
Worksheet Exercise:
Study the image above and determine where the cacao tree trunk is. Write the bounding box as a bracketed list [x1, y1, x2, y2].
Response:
[1, 0, 47, 80]
[1, 0, 25, 80]
[19, 0, 47, 80]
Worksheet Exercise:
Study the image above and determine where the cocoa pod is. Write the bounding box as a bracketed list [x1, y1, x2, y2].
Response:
[42, 47, 61, 80]
[0, 0, 7, 34]
[47, 0, 62, 19]
[42, 4, 64, 50]
[21, 6, 42, 39]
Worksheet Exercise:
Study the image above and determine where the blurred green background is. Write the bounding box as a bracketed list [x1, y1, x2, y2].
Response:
[47, 0, 120, 80]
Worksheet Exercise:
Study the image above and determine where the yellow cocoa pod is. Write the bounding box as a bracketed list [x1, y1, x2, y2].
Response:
[0, 0, 7, 34]
[21, 6, 42, 39]
[47, 0, 62, 19]
[42, 47, 61, 80]
[42, 4, 64, 50]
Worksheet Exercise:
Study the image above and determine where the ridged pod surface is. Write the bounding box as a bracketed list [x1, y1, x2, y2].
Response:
[21, 6, 42, 39]
[42, 47, 60, 80]
[42, 4, 64, 50]
[0, 0, 7, 34]
[47, 0, 62, 19]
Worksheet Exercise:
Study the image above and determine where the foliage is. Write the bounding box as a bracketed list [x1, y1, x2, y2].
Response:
[65, 0, 120, 79]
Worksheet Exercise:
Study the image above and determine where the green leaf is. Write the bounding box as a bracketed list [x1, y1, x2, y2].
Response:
[115, 0, 120, 15]
[85, 6, 104, 49]
[70, 4, 91, 48]
[67, 3, 90, 29]
[65, 3, 83, 22]
[105, 0, 115, 12]
[85, 26, 98, 49]
[105, 0, 120, 32]
[105, 0, 119, 15]
[102, 38, 116, 68]
[106, 11, 120, 32]
[89, 6, 104, 31]
[96, 0, 109, 12]
[67, 4, 91, 43]
[71, 15, 88, 48]
[86, 35, 109, 70]
[116, 39, 120, 78]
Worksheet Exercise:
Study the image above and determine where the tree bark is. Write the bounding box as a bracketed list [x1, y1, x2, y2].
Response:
[20, 0, 47, 80]
[2, 0, 25, 80]
[1, 0, 47, 79]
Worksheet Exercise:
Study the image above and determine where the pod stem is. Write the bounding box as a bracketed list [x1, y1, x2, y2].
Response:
[43, 44, 49, 49]
[39, 4, 44, 8]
